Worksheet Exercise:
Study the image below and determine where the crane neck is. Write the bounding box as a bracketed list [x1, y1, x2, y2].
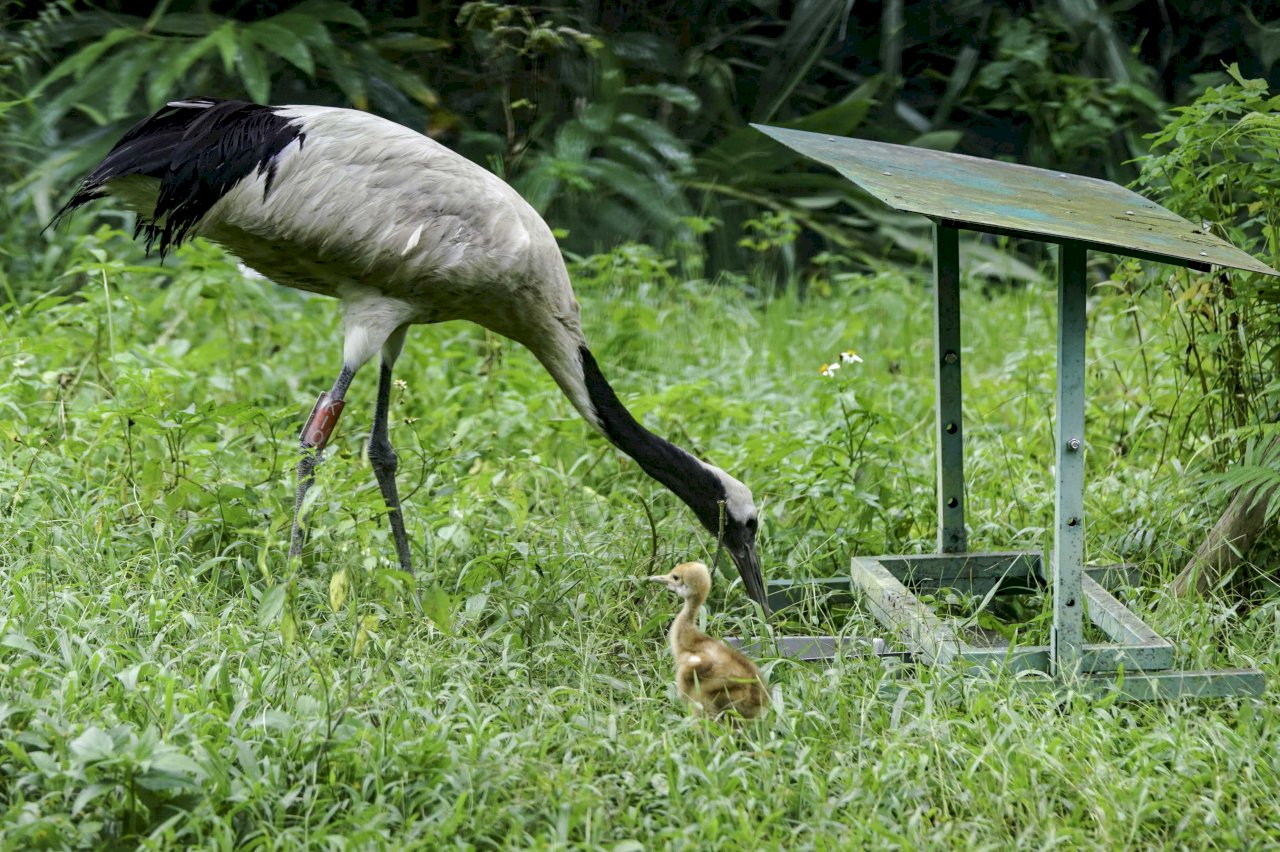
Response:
[570, 345, 727, 534]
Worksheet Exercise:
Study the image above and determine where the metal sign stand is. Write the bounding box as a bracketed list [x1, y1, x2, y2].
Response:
[747, 126, 1273, 699]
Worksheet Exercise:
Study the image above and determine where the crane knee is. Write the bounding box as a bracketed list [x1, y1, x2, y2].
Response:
[300, 391, 346, 450]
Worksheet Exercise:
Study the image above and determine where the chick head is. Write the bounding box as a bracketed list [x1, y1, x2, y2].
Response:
[649, 560, 712, 601]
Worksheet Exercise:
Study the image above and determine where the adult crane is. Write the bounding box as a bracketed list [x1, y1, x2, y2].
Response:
[56, 97, 769, 609]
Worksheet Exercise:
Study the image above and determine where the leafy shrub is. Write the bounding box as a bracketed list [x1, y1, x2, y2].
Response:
[1131, 64, 1280, 525]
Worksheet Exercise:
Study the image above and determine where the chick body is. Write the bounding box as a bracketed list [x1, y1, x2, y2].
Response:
[651, 561, 769, 720]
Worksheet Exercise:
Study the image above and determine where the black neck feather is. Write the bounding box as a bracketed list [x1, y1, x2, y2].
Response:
[578, 346, 726, 534]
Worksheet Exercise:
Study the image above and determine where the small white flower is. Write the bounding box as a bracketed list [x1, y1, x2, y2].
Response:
[840, 350, 863, 364]
[393, 378, 408, 391]
[819, 362, 840, 378]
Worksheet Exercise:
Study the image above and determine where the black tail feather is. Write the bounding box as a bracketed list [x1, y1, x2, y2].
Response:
[53, 97, 303, 256]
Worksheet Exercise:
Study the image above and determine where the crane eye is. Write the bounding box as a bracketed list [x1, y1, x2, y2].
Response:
[746, 517, 758, 531]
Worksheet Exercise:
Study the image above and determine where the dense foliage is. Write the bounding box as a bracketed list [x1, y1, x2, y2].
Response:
[4, 1, 1279, 270]
[1128, 65, 1280, 555]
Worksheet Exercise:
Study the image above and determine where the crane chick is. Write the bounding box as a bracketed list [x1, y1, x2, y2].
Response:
[650, 561, 769, 720]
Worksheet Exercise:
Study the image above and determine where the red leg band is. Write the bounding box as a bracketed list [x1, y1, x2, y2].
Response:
[301, 391, 346, 450]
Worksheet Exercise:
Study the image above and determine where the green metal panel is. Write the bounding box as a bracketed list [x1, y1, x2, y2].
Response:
[851, 557, 963, 664]
[1052, 243, 1088, 677]
[1082, 563, 1140, 592]
[752, 125, 1279, 277]
[951, 642, 1173, 674]
[727, 635, 911, 663]
[1008, 669, 1266, 700]
[934, 224, 967, 553]
[765, 577, 857, 611]
[878, 551, 1041, 596]
[1083, 575, 1167, 649]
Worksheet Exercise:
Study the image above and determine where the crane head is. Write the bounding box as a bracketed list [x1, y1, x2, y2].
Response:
[694, 467, 768, 614]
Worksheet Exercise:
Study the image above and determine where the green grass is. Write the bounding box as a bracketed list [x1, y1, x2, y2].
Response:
[2, 230, 1278, 848]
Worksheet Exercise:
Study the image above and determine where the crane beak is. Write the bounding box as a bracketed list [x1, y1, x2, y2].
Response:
[728, 541, 770, 615]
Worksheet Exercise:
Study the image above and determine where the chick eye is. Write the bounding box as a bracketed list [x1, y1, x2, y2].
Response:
[673, 574, 681, 581]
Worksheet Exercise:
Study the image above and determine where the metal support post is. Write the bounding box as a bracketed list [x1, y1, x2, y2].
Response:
[1052, 242, 1088, 678]
[934, 223, 966, 553]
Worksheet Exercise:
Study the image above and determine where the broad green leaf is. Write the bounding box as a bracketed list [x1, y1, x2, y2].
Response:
[296, 0, 368, 30]
[329, 567, 348, 612]
[72, 101, 109, 125]
[615, 113, 692, 171]
[73, 781, 117, 815]
[248, 21, 315, 75]
[374, 33, 450, 54]
[703, 78, 879, 177]
[422, 584, 453, 635]
[69, 727, 115, 763]
[314, 43, 367, 109]
[281, 609, 297, 647]
[908, 130, 963, 151]
[237, 41, 271, 104]
[275, 11, 335, 48]
[583, 159, 687, 226]
[1, 631, 42, 656]
[44, 45, 129, 115]
[787, 78, 881, 135]
[554, 121, 595, 164]
[147, 29, 226, 109]
[107, 41, 160, 118]
[146, 750, 205, 781]
[606, 136, 665, 178]
[609, 31, 680, 75]
[620, 83, 700, 112]
[152, 13, 227, 37]
[258, 583, 285, 627]
[354, 47, 438, 107]
[578, 102, 615, 134]
[513, 162, 562, 212]
[354, 614, 379, 655]
[211, 22, 240, 74]
[115, 662, 152, 691]
[35, 29, 140, 95]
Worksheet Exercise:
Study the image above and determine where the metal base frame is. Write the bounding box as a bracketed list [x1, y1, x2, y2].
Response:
[750, 554, 1263, 699]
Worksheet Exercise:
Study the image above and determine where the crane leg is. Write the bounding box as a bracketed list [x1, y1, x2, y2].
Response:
[289, 364, 355, 560]
[368, 357, 413, 573]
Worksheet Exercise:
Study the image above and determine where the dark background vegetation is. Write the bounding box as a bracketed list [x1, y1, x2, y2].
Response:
[4, 0, 1278, 267]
